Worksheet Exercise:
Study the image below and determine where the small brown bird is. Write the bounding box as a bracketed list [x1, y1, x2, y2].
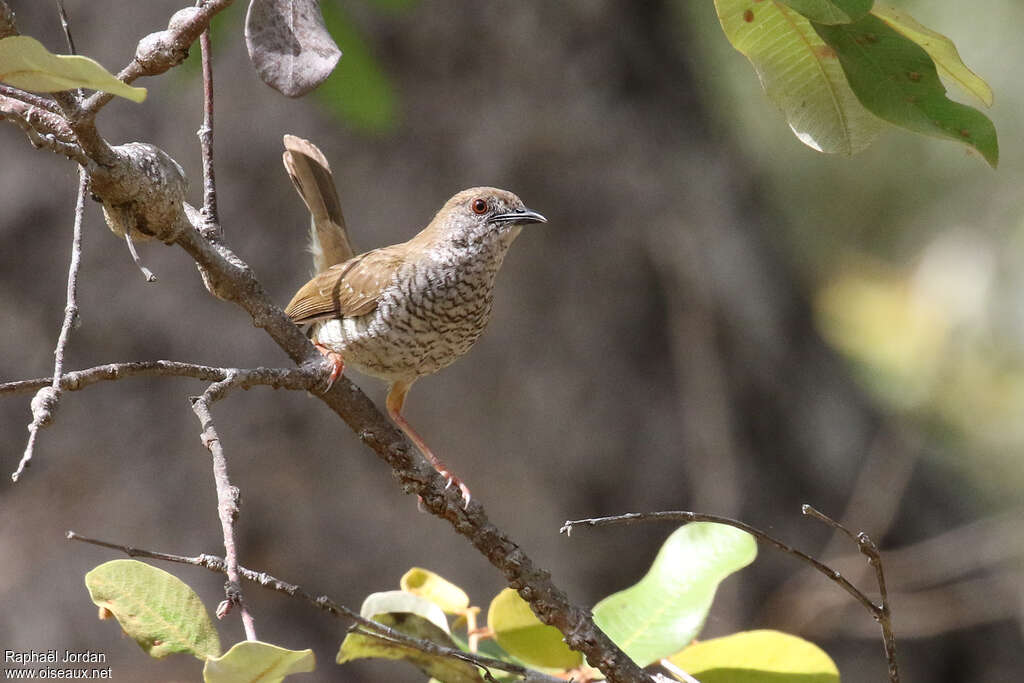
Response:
[282, 136, 546, 506]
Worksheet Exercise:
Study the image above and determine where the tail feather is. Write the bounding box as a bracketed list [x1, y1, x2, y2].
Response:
[282, 134, 355, 272]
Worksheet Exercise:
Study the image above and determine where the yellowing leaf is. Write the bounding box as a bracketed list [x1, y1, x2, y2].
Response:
[0, 36, 146, 102]
[872, 4, 993, 107]
[667, 630, 839, 682]
[338, 591, 483, 682]
[487, 588, 582, 670]
[400, 568, 470, 614]
[203, 641, 315, 683]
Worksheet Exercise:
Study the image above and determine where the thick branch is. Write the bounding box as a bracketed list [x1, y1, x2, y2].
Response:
[171, 217, 650, 680]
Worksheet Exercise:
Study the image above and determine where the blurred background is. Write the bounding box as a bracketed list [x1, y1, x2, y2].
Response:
[2, 1, 1022, 681]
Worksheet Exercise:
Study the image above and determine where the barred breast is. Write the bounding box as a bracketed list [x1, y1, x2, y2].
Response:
[314, 227, 520, 384]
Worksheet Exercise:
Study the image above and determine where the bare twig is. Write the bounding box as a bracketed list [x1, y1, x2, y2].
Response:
[54, 0, 76, 55]
[562, 508, 900, 683]
[189, 373, 257, 641]
[562, 510, 878, 614]
[12, 170, 87, 482]
[198, 28, 219, 228]
[0, 360, 320, 396]
[804, 505, 898, 683]
[124, 233, 157, 282]
[65, 531, 564, 683]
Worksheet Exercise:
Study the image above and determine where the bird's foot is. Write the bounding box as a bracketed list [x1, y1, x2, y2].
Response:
[415, 470, 472, 510]
[314, 344, 344, 392]
[438, 468, 472, 509]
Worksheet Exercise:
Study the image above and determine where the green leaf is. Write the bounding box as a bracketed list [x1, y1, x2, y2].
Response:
[592, 523, 757, 668]
[315, 1, 397, 132]
[203, 641, 315, 683]
[666, 630, 840, 683]
[871, 4, 993, 107]
[0, 36, 146, 102]
[714, 0, 885, 155]
[777, 0, 872, 25]
[337, 591, 483, 682]
[400, 567, 470, 614]
[813, 14, 998, 167]
[84, 559, 220, 660]
[487, 588, 582, 670]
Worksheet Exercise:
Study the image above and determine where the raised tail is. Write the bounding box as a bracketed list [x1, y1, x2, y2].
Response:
[282, 134, 355, 272]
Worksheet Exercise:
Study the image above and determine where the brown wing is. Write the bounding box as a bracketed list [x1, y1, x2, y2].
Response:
[285, 246, 406, 323]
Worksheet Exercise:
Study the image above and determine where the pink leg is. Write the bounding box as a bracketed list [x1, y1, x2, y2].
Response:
[387, 381, 472, 508]
[314, 343, 345, 391]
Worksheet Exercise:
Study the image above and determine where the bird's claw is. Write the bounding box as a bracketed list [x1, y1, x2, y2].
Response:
[439, 471, 472, 509]
[314, 344, 344, 393]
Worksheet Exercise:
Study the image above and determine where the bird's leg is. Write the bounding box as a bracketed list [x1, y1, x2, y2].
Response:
[314, 343, 345, 391]
[386, 381, 472, 508]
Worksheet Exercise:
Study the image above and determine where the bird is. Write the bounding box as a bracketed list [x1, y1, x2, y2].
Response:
[281, 136, 547, 507]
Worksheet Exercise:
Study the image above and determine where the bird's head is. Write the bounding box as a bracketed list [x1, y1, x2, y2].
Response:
[433, 187, 547, 246]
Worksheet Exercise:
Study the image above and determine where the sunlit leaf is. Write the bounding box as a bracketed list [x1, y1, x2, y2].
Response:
[487, 588, 582, 670]
[814, 14, 997, 167]
[360, 590, 450, 632]
[777, 0, 872, 25]
[203, 641, 314, 683]
[871, 3, 993, 107]
[401, 568, 470, 614]
[592, 523, 756, 668]
[0, 36, 145, 102]
[714, 0, 884, 155]
[84, 560, 220, 660]
[667, 630, 839, 683]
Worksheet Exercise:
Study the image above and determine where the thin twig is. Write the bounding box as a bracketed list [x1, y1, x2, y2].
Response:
[0, 360, 320, 396]
[80, 0, 237, 118]
[804, 505, 898, 683]
[198, 28, 219, 229]
[562, 508, 900, 682]
[54, 0, 76, 55]
[65, 531, 563, 683]
[124, 233, 157, 282]
[562, 510, 878, 615]
[12, 170, 87, 482]
[658, 659, 700, 683]
[189, 373, 257, 641]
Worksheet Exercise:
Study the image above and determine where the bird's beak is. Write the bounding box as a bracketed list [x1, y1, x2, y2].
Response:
[489, 207, 548, 226]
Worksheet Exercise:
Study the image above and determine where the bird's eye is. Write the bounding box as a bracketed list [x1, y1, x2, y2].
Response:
[471, 198, 489, 215]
